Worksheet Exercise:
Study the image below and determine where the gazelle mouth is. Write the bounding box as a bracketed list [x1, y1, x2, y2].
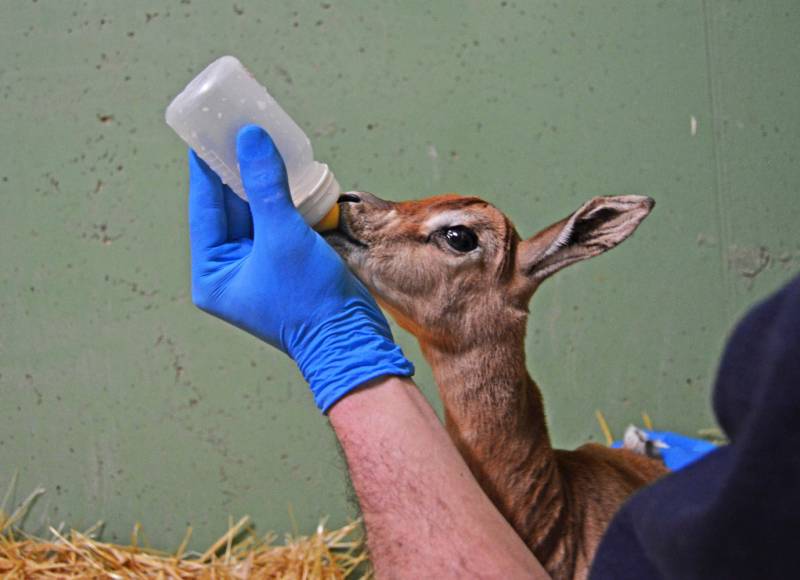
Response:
[321, 220, 368, 249]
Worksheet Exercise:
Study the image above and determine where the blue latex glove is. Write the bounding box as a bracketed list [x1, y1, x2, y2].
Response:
[188, 125, 414, 412]
[612, 429, 717, 471]
[643, 430, 718, 471]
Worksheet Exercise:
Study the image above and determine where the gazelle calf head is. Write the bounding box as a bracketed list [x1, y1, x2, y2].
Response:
[323, 192, 654, 352]
[325, 191, 661, 580]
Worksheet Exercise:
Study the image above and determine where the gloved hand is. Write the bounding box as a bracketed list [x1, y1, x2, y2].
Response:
[188, 125, 414, 412]
[612, 428, 718, 470]
[642, 430, 718, 471]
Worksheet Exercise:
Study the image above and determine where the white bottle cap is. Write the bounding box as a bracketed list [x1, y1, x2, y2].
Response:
[294, 161, 341, 226]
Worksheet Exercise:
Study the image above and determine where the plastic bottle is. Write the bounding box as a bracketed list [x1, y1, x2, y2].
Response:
[165, 55, 340, 231]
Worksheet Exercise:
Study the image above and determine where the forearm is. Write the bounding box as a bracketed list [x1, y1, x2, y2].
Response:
[329, 376, 549, 579]
[185, 126, 544, 577]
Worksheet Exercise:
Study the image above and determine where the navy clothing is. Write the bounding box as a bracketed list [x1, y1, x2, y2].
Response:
[591, 274, 800, 580]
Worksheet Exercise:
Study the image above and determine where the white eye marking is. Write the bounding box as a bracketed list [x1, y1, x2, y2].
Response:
[422, 210, 474, 234]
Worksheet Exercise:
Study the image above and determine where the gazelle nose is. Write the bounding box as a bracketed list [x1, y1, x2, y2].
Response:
[343, 191, 394, 210]
[338, 192, 362, 204]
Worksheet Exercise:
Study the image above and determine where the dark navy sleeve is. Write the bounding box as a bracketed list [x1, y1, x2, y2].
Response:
[590, 274, 800, 580]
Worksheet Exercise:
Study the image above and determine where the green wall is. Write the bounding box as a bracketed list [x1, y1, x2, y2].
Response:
[1, 0, 798, 550]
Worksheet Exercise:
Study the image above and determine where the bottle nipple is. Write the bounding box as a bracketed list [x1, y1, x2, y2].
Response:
[314, 203, 340, 232]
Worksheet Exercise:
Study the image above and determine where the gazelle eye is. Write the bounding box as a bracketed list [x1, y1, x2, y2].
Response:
[442, 226, 478, 252]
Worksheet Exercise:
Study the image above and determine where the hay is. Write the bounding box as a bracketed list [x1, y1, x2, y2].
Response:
[594, 410, 615, 445]
[0, 520, 368, 578]
[0, 487, 369, 579]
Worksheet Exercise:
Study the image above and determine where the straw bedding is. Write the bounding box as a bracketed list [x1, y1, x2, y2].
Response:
[0, 488, 369, 579]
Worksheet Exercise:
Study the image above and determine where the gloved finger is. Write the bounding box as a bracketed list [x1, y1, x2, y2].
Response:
[223, 184, 253, 240]
[236, 125, 299, 233]
[188, 150, 227, 257]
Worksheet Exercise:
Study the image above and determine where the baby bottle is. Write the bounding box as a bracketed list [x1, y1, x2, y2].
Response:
[165, 55, 340, 231]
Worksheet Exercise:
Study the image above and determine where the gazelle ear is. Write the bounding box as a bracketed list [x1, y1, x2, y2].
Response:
[517, 195, 654, 282]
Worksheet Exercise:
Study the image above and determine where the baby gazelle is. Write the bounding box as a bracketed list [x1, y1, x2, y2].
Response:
[324, 192, 666, 579]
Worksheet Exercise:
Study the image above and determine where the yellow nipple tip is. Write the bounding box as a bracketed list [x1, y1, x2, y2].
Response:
[313, 203, 340, 232]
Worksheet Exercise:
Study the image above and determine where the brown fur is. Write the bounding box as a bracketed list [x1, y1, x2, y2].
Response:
[324, 192, 667, 579]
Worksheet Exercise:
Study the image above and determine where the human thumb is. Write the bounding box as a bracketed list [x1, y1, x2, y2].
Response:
[237, 125, 297, 224]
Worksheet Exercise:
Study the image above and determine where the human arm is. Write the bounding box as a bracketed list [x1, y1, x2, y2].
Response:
[329, 376, 548, 579]
[187, 125, 548, 577]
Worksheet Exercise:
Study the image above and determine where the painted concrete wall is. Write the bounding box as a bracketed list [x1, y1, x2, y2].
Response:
[1, 0, 798, 549]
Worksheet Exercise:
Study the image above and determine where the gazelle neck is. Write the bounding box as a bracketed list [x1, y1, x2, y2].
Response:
[419, 330, 566, 552]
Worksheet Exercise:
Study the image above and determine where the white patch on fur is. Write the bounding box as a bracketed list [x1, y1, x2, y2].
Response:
[543, 217, 576, 258]
[422, 210, 474, 234]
